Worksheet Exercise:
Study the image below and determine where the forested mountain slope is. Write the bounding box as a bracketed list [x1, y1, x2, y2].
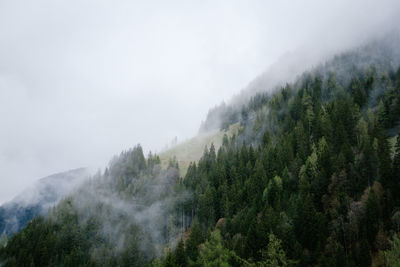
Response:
[200, 33, 400, 135]
[0, 147, 190, 266]
[0, 168, 88, 236]
[173, 35, 400, 266]
[1, 36, 400, 266]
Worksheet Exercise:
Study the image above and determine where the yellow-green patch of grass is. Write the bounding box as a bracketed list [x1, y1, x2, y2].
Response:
[159, 123, 240, 177]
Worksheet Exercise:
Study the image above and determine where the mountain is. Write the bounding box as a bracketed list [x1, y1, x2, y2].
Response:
[0, 168, 89, 236]
[1, 147, 187, 266]
[1, 34, 400, 266]
[200, 32, 400, 134]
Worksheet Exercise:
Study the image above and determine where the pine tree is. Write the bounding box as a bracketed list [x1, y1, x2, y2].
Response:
[164, 250, 176, 267]
[259, 233, 291, 267]
[384, 234, 400, 267]
[174, 239, 187, 267]
[185, 219, 203, 262]
[364, 190, 381, 246]
[0, 232, 7, 248]
[250, 160, 267, 208]
[196, 230, 233, 266]
[358, 238, 371, 267]
[393, 135, 400, 204]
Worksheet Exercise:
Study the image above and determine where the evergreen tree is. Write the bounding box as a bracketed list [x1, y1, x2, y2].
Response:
[0, 232, 7, 248]
[358, 238, 372, 267]
[174, 239, 187, 267]
[259, 233, 291, 267]
[185, 219, 203, 262]
[196, 230, 233, 266]
[384, 234, 400, 267]
[364, 190, 381, 247]
[393, 135, 400, 204]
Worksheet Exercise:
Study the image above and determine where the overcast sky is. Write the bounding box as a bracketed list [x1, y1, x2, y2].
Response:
[0, 0, 399, 204]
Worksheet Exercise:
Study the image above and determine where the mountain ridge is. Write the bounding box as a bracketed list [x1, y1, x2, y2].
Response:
[0, 168, 89, 236]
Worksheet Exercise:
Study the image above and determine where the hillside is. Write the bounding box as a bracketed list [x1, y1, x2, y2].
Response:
[200, 32, 400, 135]
[0, 168, 88, 236]
[159, 123, 240, 176]
[1, 35, 400, 266]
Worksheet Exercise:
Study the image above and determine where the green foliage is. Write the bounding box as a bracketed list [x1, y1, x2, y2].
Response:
[196, 230, 234, 267]
[259, 233, 291, 267]
[0, 232, 7, 248]
[185, 219, 203, 262]
[174, 239, 188, 267]
[384, 234, 400, 267]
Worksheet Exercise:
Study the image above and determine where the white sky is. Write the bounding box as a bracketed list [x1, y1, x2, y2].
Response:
[0, 0, 399, 204]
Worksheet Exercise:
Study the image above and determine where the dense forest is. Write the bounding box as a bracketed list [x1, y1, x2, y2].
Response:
[1, 38, 400, 266]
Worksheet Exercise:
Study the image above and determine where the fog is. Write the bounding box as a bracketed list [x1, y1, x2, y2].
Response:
[61, 164, 191, 261]
[0, 0, 399, 204]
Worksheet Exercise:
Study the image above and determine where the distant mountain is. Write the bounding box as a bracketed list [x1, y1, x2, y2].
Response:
[0, 168, 89, 236]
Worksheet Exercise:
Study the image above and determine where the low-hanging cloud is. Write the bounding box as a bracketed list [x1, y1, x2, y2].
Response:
[46, 160, 192, 263]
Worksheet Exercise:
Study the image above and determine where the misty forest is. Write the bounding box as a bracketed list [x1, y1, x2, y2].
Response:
[2, 2, 400, 266]
[1, 34, 400, 267]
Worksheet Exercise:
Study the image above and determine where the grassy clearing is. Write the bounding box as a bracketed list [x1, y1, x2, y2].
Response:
[159, 123, 240, 177]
